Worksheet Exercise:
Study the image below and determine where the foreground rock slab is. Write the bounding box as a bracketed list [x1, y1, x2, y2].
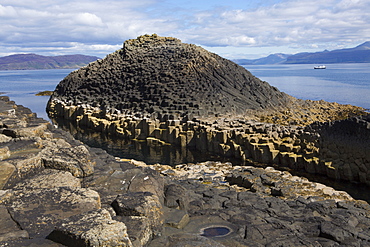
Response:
[5, 187, 101, 239]
[130, 160, 370, 246]
[47, 209, 133, 247]
[1, 96, 370, 246]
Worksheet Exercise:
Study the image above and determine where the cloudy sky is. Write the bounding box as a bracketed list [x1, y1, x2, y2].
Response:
[1, 0, 369, 59]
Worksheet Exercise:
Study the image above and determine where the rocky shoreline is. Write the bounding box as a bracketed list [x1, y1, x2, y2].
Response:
[47, 34, 369, 186]
[2, 98, 370, 246]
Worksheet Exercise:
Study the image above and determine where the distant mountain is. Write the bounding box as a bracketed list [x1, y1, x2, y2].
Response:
[0, 54, 100, 70]
[234, 53, 291, 65]
[285, 42, 370, 64]
[233, 41, 370, 65]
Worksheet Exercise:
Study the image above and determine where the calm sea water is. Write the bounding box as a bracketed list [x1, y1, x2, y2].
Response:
[0, 69, 74, 120]
[245, 63, 370, 110]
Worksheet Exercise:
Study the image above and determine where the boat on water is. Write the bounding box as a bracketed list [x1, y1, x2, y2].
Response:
[314, 65, 326, 69]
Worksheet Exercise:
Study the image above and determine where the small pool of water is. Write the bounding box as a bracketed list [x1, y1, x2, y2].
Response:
[200, 226, 231, 237]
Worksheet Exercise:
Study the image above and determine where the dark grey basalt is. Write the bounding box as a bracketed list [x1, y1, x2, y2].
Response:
[305, 115, 370, 182]
[47, 209, 132, 247]
[47, 34, 292, 118]
[2, 94, 370, 246]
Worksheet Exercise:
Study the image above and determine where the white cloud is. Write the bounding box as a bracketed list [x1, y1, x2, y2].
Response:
[0, 0, 369, 58]
[180, 0, 370, 50]
[74, 13, 104, 27]
[336, 0, 364, 10]
[0, 4, 17, 17]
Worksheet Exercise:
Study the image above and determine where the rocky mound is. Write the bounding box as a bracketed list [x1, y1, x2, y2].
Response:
[47, 34, 293, 119]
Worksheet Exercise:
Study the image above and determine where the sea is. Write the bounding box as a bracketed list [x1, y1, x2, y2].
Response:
[245, 63, 370, 110]
[0, 68, 75, 120]
[1, 64, 370, 201]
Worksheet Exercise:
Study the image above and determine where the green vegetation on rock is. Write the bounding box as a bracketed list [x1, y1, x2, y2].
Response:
[35, 91, 53, 96]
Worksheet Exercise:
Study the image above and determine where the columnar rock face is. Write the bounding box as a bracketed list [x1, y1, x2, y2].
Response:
[51, 107, 370, 185]
[311, 116, 370, 182]
[46, 34, 369, 186]
[47, 34, 292, 119]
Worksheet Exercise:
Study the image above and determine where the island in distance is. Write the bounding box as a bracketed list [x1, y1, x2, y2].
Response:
[2, 41, 369, 70]
[0, 53, 100, 70]
[233, 41, 370, 65]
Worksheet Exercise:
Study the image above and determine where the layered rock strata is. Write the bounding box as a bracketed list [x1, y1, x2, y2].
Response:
[2, 96, 370, 246]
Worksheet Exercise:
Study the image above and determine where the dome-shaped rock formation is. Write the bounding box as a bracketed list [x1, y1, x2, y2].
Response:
[45, 35, 369, 187]
[47, 34, 292, 119]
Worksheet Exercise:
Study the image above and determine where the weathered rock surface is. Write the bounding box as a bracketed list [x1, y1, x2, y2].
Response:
[2, 88, 370, 245]
[5, 187, 100, 238]
[0, 204, 29, 242]
[47, 209, 133, 247]
[141, 161, 370, 247]
[111, 192, 164, 236]
[149, 233, 227, 247]
[41, 140, 95, 178]
[12, 169, 81, 190]
[0, 97, 129, 246]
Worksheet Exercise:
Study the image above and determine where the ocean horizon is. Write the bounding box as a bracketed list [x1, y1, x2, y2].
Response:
[245, 63, 370, 110]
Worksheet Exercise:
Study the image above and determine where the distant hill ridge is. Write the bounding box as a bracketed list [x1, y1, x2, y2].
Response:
[234, 41, 370, 65]
[0, 53, 100, 70]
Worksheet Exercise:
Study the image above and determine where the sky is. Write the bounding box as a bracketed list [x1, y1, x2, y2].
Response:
[1, 0, 370, 59]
